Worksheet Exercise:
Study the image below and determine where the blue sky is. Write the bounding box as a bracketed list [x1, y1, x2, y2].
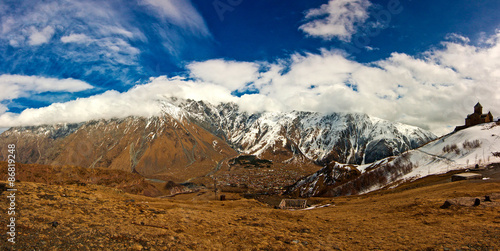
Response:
[0, 0, 500, 135]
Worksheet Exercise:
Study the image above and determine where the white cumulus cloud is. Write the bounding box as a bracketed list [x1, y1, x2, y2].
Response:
[300, 0, 371, 41]
[61, 33, 93, 44]
[187, 59, 260, 91]
[0, 74, 93, 100]
[28, 25, 55, 45]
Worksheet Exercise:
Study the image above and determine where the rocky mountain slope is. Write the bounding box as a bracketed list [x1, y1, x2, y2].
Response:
[176, 99, 436, 165]
[288, 121, 500, 197]
[0, 98, 436, 183]
[0, 112, 238, 182]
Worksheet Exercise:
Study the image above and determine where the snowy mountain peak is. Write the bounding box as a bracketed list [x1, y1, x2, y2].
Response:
[157, 98, 436, 165]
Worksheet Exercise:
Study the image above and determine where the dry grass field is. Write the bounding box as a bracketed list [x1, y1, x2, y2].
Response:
[1, 165, 499, 250]
[0, 177, 500, 250]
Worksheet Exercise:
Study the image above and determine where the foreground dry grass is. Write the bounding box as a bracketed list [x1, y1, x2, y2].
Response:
[1, 177, 499, 250]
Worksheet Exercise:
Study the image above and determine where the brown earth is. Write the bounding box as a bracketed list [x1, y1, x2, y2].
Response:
[1, 168, 499, 250]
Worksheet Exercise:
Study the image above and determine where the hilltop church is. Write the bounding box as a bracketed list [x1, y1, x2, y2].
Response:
[455, 102, 494, 131]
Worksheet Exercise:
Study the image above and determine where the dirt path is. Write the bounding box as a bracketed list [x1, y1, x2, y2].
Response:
[415, 148, 457, 165]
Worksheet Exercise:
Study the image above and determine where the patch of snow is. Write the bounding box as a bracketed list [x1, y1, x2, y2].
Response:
[299, 204, 333, 211]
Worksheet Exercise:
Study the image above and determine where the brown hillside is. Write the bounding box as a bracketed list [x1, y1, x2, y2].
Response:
[0, 115, 324, 190]
[0, 115, 238, 182]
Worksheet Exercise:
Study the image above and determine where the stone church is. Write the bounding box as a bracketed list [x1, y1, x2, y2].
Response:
[455, 102, 494, 131]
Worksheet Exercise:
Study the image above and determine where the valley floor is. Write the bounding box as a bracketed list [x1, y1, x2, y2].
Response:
[1, 174, 499, 250]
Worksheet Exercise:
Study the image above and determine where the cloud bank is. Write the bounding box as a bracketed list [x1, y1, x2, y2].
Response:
[1, 31, 500, 136]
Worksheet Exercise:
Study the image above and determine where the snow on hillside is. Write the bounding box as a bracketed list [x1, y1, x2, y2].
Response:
[401, 122, 500, 181]
[361, 122, 500, 194]
[288, 122, 500, 197]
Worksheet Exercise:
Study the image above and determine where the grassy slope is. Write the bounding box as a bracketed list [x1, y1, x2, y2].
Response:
[0, 162, 163, 197]
[1, 170, 499, 250]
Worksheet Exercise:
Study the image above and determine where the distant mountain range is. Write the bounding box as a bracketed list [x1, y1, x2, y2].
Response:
[0, 98, 436, 183]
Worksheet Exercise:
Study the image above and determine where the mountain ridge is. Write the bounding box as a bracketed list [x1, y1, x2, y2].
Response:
[174, 99, 436, 165]
[0, 98, 436, 185]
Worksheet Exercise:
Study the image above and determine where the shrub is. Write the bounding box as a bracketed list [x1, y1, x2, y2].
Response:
[443, 144, 458, 153]
[463, 140, 481, 149]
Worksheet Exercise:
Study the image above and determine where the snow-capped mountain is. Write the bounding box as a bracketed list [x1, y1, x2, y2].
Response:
[0, 98, 436, 182]
[288, 121, 500, 197]
[177, 99, 436, 165]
